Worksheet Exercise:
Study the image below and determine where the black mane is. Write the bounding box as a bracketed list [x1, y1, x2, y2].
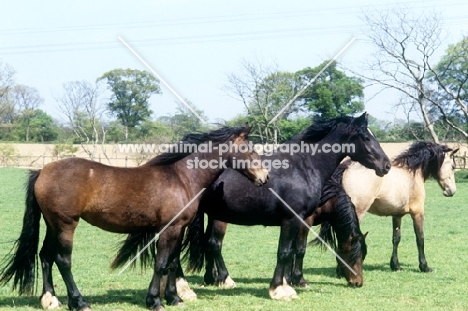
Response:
[290, 115, 361, 144]
[392, 142, 453, 180]
[146, 126, 246, 166]
[312, 168, 366, 265]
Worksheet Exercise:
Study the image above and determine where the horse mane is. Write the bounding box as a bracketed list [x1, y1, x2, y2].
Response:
[290, 115, 358, 143]
[312, 170, 366, 265]
[146, 126, 246, 166]
[392, 141, 453, 180]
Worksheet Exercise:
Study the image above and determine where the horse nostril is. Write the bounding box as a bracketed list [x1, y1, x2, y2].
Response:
[385, 162, 391, 171]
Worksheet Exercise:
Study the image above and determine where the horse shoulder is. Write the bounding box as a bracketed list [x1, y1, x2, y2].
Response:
[342, 163, 382, 219]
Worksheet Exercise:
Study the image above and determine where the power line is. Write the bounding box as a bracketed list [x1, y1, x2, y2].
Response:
[0, 0, 465, 36]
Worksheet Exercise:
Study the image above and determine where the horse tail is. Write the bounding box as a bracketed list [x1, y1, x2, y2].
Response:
[0, 170, 42, 295]
[110, 231, 157, 270]
[181, 208, 205, 273]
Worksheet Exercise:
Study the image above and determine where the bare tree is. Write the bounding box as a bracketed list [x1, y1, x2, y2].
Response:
[425, 36, 468, 139]
[224, 59, 299, 144]
[360, 8, 442, 142]
[0, 61, 15, 100]
[10, 85, 43, 141]
[0, 62, 16, 129]
[56, 81, 110, 161]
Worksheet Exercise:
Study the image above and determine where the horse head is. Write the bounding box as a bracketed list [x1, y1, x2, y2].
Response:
[336, 232, 367, 288]
[346, 113, 391, 177]
[438, 148, 458, 197]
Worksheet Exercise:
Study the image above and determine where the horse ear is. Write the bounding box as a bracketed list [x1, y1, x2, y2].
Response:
[451, 148, 459, 156]
[240, 123, 251, 138]
[363, 232, 369, 239]
[353, 112, 368, 127]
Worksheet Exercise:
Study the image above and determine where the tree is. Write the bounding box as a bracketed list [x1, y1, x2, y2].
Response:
[0, 61, 15, 102]
[427, 37, 468, 139]
[361, 8, 442, 142]
[22, 109, 58, 142]
[98, 69, 161, 139]
[0, 62, 16, 139]
[224, 60, 301, 144]
[296, 61, 364, 118]
[168, 102, 208, 139]
[9, 85, 43, 141]
[56, 81, 109, 160]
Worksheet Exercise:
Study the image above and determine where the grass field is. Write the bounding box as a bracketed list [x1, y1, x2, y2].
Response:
[1, 167, 468, 310]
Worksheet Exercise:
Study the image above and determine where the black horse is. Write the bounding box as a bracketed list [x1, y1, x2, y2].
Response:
[181, 113, 390, 299]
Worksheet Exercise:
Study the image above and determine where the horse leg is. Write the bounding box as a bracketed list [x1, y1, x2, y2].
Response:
[390, 216, 403, 271]
[269, 221, 299, 301]
[291, 217, 312, 287]
[411, 212, 432, 272]
[39, 226, 62, 309]
[147, 227, 184, 310]
[170, 256, 197, 301]
[211, 221, 235, 288]
[202, 217, 217, 285]
[54, 227, 90, 311]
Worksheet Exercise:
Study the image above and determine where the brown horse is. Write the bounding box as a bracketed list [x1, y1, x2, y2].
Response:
[0, 126, 269, 311]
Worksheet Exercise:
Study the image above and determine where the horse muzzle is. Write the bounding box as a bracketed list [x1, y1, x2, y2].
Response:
[347, 281, 363, 288]
[253, 168, 269, 186]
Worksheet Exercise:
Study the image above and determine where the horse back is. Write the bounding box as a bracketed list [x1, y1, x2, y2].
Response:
[200, 168, 321, 226]
[34, 157, 192, 233]
[342, 162, 425, 219]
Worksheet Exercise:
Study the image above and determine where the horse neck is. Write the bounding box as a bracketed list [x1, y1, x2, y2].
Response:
[329, 192, 362, 257]
[303, 131, 350, 184]
[173, 151, 226, 190]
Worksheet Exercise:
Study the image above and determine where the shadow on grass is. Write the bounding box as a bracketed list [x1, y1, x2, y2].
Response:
[0, 271, 354, 309]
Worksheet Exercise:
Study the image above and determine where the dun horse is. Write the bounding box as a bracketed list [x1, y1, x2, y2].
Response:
[181, 113, 391, 300]
[340, 141, 457, 273]
[0, 126, 269, 311]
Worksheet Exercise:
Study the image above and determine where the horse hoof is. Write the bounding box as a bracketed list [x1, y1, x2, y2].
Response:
[421, 267, 433, 273]
[283, 284, 299, 299]
[40, 292, 62, 309]
[217, 276, 236, 289]
[176, 277, 197, 301]
[269, 280, 298, 301]
[269, 286, 291, 301]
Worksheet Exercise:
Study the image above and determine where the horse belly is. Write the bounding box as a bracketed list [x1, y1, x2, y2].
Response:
[367, 199, 409, 216]
[81, 209, 157, 233]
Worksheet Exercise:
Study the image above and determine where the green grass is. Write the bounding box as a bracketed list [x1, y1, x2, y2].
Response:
[1, 167, 468, 310]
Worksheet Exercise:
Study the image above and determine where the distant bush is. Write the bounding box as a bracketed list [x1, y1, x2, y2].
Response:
[0, 144, 18, 166]
[53, 143, 79, 159]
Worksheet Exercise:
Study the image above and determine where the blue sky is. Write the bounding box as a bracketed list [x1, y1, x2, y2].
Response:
[1, 0, 467, 124]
